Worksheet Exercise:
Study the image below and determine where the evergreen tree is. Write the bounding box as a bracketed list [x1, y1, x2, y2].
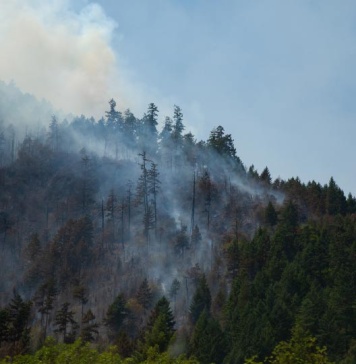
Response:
[73, 284, 89, 321]
[48, 115, 60, 152]
[54, 302, 78, 343]
[104, 294, 128, 337]
[35, 279, 58, 338]
[81, 309, 99, 343]
[172, 105, 184, 143]
[147, 162, 160, 236]
[190, 310, 226, 364]
[246, 324, 333, 364]
[159, 117, 173, 168]
[207, 125, 237, 159]
[169, 279, 181, 311]
[123, 108, 137, 148]
[260, 167, 272, 185]
[141, 103, 158, 155]
[105, 99, 122, 131]
[199, 170, 213, 230]
[143, 296, 175, 353]
[136, 278, 153, 310]
[265, 201, 278, 227]
[190, 275, 211, 324]
[6, 292, 32, 348]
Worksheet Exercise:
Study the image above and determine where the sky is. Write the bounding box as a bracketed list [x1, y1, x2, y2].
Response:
[0, 0, 356, 195]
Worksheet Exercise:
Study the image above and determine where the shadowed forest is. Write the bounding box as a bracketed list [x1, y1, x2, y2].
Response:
[0, 83, 355, 363]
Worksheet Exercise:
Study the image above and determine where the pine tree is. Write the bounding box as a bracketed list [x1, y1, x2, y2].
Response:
[260, 167, 272, 185]
[48, 115, 60, 152]
[81, 309, 99, 343]
[35, 279, 58, 338]
[105, 99, 122, 131]
[199, 170, 213, 230]
[136, 278, 153, 310]
[265, 201, 278, 226]
[172, 105, 184, 143]
[6, 292, 32, 348]
[169, 279, 181, 312]
[143, 296, 175, 353]
[140, 103, 158, 155]
[104, 294, 128, 337]
[73, 285, 89, 321]
[207, 125, 236, 159]
[54, 302, 78, 343]
[148, 162, 160, 237]
[190, 275, 211, 324]
[189, 310, 226, 364]
[159, 117, 173, 168]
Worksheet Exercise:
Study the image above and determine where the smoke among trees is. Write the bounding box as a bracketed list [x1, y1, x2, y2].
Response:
[0, 83, 355, 363]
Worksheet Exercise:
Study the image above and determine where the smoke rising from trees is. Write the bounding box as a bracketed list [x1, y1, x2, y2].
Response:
[0, 0, 131, 119]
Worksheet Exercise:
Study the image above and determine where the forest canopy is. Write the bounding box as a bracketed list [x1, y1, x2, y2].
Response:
[0, 86, 355, 363]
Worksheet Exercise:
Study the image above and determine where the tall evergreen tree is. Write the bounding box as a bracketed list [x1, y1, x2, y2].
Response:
[104, 294, 128, 338]
[143, 296, 175, 353]
[190, 275, 211, 324]
[54, 302, 78, 343]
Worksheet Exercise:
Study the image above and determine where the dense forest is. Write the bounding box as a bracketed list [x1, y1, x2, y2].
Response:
[0, 83, 355, 363]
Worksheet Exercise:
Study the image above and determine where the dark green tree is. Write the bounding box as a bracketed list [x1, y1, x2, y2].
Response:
[143, 296, 175, 353]
[189, 310, 226, 364]
[147, 162, 160, 236]
[265, 201, 278, 227]
[207, 125, 237, 159]
[104, 293, 128, 337]
[35, 279, 58, 338]
[140, 103, 158, 155]
[54, 302, 78, 343]
[260, 167, 272, 185]
[190, 275, 211, 324]
[136, 279, 153, 310]
[81, 309, 99, 343]
[7, 292, 32, 344]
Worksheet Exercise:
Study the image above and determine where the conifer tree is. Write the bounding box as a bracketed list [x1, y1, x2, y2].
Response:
[265, 201, 278, 226]
[148, 162, 160, 237]
[81, 309, 99, 343]
[260, 166, 272, 185]
[190, 275, 211, 324]
[54, 302, 78, 343]
[136, 278, 153, 310]
[143, 296, 175, 353]
[190, 310, 226, 364]
[6, 292, 32, 348]
[104, 293, 128, 337]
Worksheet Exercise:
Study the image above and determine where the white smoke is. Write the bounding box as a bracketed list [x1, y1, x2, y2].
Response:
[0, 0, 131, 119]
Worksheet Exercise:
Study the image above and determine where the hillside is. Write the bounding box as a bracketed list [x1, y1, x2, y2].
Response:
[0, 85, 355, 363]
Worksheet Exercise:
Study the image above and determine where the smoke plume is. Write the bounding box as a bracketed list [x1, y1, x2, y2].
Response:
[0, 0, 128, 119]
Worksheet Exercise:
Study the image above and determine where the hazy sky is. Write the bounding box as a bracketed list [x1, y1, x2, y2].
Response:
[1, 0, 356, 195]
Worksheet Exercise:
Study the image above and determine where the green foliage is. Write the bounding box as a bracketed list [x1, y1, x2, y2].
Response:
[189, 275, 211, 324]
[189, 310, 226, 364]
[1, 91, 356, 364]
[0, 338, 199, 364]
[260, 167, 272, 185]
[104, 294, 129, 337]
[81, 309, 99, 343]
[54, 302, 78, 343]
[265, 202, 278, 227]
[245, 325, 333, 364]
[136, 279, 153, 310]
[207, 125, 236, 159]
[4, 292, 33, 353]
[136, 296, 176, 359]
[0, 337, 124, 364]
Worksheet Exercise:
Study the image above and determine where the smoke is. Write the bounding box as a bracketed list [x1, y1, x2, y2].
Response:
[0, 0, 130, 119]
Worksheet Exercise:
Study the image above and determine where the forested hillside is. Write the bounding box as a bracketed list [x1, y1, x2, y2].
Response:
[0, 85, 355, 363]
